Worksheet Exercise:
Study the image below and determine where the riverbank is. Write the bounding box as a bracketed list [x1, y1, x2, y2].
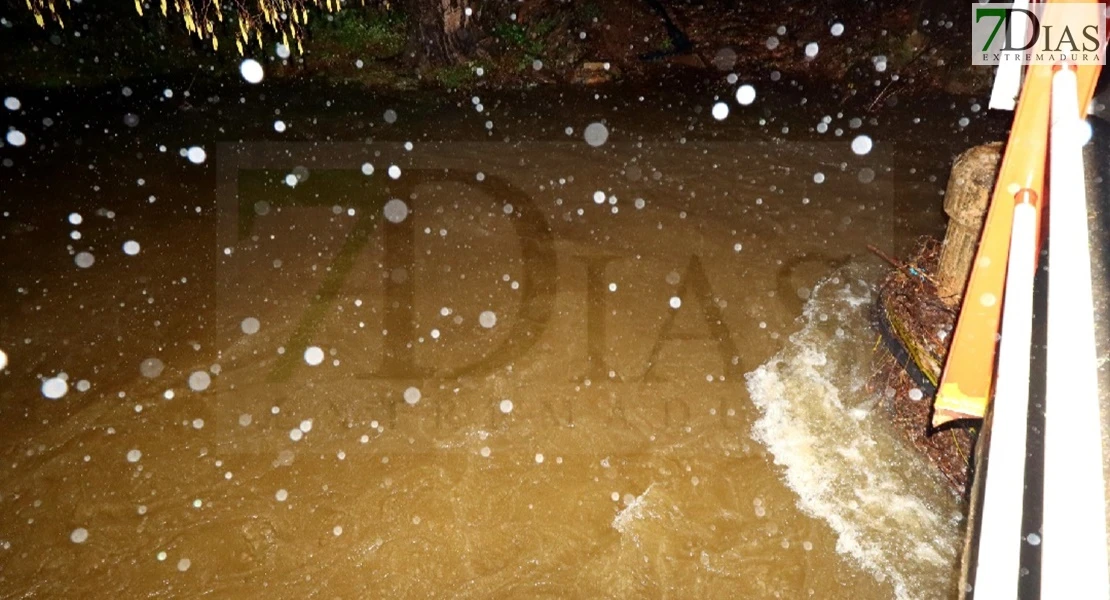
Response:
[1, 0, 992, 98]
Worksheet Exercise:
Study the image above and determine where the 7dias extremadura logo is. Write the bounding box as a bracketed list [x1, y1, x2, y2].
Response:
[972, 2, 1107, 65]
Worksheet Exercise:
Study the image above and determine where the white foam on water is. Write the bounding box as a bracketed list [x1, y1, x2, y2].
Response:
[612, 483, 655, 534]
[745, 266, 963, 600]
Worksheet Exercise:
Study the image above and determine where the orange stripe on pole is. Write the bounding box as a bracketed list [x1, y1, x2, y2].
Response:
[932, 64, 1052, 426]
[932, 61, 1099, 426]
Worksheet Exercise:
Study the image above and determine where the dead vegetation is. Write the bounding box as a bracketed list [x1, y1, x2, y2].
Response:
[870, 237, 976, 495]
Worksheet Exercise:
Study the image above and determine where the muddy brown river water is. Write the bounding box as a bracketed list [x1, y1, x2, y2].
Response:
[0, 76, 1005, 599]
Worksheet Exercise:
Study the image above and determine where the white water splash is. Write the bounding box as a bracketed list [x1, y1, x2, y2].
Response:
[612, 483, 655, 534]
[745, 266, 964, 600]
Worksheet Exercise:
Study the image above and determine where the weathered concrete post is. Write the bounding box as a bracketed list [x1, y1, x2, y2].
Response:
[936, 142, 1005, 305]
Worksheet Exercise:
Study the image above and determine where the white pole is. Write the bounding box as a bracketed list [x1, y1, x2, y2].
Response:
[1042, 66, 1109, 599]
[988, 0, 1031, 111]
[974, 198, 1038, 598]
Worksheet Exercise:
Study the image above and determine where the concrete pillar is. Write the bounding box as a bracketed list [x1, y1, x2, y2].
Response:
[936, 142, 1004, 305]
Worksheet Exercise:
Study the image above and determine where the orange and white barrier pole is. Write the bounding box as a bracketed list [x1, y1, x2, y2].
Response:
[934, 59, 1101, 425]
[933, 63, 1053, 426]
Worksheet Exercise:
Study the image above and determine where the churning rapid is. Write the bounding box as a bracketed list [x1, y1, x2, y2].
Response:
[746, 265, 964, 600]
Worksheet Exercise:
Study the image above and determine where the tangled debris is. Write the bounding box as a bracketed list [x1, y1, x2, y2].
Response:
[871, 237, 976, 495]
